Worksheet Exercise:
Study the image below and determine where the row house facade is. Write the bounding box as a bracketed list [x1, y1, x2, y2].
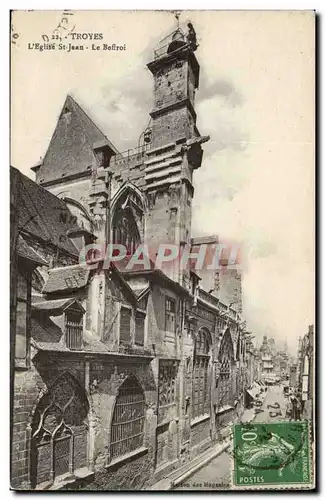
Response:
[11, 26, 248, 491]
[257, 335, 290, 381]
[296, 325, 314, 422]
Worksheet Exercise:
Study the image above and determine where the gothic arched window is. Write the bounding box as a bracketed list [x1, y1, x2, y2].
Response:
[112, 188, 144, 256]
[218, 329, 235, 408]
[110, 376, 145, 460]
[31, 373, 88, 489]
[192, 328, 211, 419]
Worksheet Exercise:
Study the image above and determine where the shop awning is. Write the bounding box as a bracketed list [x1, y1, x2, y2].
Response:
[246, 385, 260, 400]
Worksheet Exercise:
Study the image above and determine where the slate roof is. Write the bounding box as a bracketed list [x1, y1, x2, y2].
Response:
[16, 234, 47, 265]
[31, 316, 63, 343]
[70, 96, 118, 153]
[128, 284, 150, 300]
[37, 94, 118, 185]
[109, 263, 139, 306]
[32, 339, 109, 353]
[190, 235, 219, 246]
[32, 339, 154, 357]
[42, 265, 90, 294]
[11, 167, 79, 258]
[32, 297, 85, 315]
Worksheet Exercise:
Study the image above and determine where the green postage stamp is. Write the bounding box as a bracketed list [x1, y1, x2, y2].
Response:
[233, 421, 313, 489]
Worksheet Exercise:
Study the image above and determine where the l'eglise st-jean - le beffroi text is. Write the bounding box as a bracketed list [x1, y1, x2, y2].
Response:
[27, 32, 127, 52]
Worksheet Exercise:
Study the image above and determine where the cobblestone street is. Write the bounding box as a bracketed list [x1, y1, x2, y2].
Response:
[174, 385, 289, 490]
[173, 449, 232, 491]
[254, 384, 288, 422]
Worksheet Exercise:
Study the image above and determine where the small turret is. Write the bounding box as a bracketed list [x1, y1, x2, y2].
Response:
[167, 29, 186, 54]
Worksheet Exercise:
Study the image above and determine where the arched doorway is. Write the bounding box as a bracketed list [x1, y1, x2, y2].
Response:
[110, 376, 146, 461]
[30, 373, 89, 489]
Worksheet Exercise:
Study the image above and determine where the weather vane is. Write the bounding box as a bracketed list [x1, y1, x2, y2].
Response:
[172, 10, 182, 29]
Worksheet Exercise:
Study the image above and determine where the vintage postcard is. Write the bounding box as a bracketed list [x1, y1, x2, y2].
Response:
[10, 10, 315, 491]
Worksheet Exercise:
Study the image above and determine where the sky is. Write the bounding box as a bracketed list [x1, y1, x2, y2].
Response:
[11, 10, 315, 354]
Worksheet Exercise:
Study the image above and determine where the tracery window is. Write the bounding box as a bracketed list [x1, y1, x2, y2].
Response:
[112, 208, 140, 255]
[112, 190, 144, 256]
[217, 316, 225, 334]
[192, 329, 211, 419]
[110, 377, 145, 460]
[217, 330, 234, 408]
[219, 357, 231, 407]
[165, 297, 176, 333]
[119, 306, 132, 344]
[31, 373, 88, 489]
[158, 360, 178, 408]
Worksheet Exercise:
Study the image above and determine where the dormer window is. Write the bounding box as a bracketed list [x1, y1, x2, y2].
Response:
[32, 298, 85, 351]
[135, 310, 145, 346]
[65, 308, 83, 350]
[165, 297, 176, 333]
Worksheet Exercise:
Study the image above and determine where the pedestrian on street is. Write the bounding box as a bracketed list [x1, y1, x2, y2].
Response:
[289, 392, 298, 420]
[295, 390, 302, 420]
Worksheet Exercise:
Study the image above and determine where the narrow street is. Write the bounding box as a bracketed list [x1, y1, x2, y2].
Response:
[254, 383, 288, 422]
[174, 384, 288, 490]
[173, 450, 232, 491]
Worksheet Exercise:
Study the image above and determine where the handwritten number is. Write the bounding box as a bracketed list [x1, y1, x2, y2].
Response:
[11, 26, 20, 45]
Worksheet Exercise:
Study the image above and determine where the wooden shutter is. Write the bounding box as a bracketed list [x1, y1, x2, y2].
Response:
[135, 312, 145, 346]
[120, 306, 131, 343]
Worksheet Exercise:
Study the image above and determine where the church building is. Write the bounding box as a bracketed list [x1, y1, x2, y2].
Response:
[11, 25, 248, 490]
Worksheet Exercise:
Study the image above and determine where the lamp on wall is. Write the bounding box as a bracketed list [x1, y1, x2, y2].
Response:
[144, 128, 152, 144]
[137, 122, 152, 158]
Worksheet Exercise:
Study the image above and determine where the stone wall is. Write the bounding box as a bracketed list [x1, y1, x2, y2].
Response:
[48, 178, 92, 212]
[151, 107, 195, 148]
[81, 449, 153, 490]
[11, 355, 85, 489]
[147, 284, 181, 359]
[11, 353, 158, 491]
[11, 369, 42, 489]
[110, 153, 146, 191]
[190, 417, 211, 450]
[218, 267, 242, 313]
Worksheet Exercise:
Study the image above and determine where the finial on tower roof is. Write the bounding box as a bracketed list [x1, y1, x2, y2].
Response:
[172, 10, 181, 29]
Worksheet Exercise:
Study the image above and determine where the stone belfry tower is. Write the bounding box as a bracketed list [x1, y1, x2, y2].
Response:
[145, 25, 209, 286]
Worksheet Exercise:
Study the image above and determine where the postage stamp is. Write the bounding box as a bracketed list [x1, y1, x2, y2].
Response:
[233, 421, 313, 489]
